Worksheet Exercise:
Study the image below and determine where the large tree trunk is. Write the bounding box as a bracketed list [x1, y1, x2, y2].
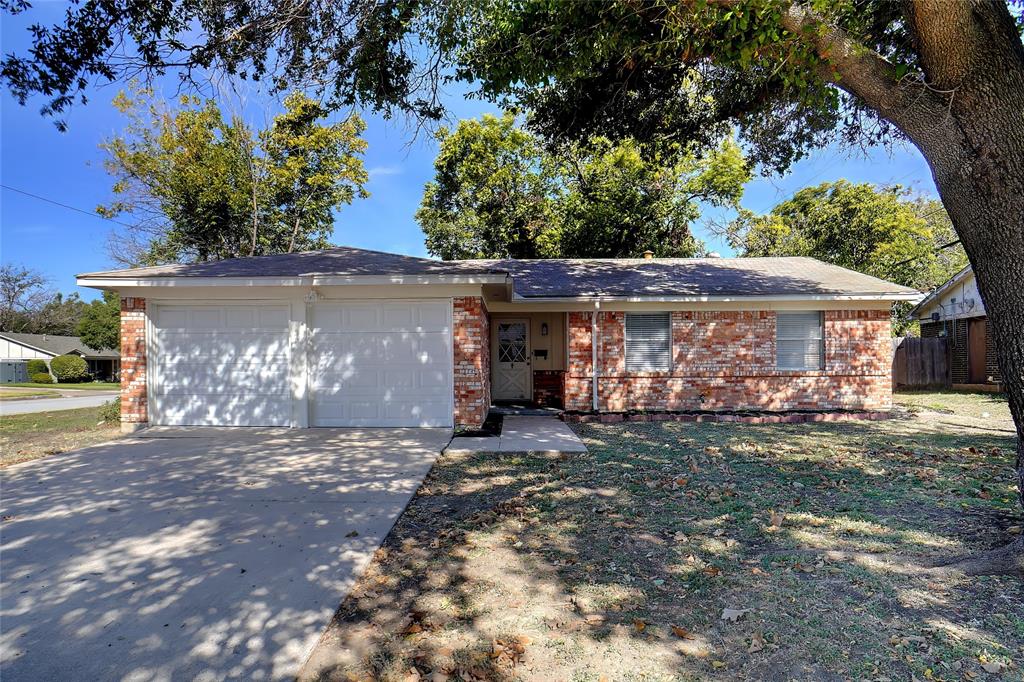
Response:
[796, 1, 1024, 533]
[788, 0, 1024, 571]
[900, 1, 1024, 516]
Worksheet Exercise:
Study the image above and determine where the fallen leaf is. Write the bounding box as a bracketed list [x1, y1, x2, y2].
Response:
[633, 619, 646, 633]
[749, 631, 766, 653]
[981, 661, 1005, 673]
[671, 625, 695, 639]
[721, 608, 750, 622]
[769, 510, 785, 528]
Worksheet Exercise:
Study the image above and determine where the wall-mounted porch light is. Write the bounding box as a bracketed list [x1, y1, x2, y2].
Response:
[541, 322, 549, 336]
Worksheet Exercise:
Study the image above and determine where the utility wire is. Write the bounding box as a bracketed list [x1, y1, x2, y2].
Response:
[891, 238, 962, 268]
[1, 183, 138, 229]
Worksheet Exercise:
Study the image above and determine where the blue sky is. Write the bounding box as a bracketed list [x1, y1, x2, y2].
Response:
[1, 3, 938, 302]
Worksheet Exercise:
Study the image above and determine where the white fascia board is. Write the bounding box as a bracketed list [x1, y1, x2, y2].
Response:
[511, 292, 924, 303]
[908, 264, 973, 317]
[76, 273, 509, 289]
[0, 334, 58, 357]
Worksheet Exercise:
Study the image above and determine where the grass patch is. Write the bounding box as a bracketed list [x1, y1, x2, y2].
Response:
[3, 382, 120, 390]
[0, 388, 59, 399]
[895, 389, 1009, 420]
[0, 406, 121, 467]
[301, 392, 1022, 682]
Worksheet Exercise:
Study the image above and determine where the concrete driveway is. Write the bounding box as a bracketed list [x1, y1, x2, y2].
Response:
[0, 427, 448, 681]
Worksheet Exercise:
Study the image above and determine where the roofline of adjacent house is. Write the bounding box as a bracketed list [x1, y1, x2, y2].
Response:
[76, 273, 513, 288]
[0, 333, 117, 359]
[908, 264, 974, 317]
[0, 332, 58, 357]
[512, 292, 923, 303]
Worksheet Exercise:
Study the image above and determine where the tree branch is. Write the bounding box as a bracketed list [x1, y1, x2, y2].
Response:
[775, 1, 963, 153]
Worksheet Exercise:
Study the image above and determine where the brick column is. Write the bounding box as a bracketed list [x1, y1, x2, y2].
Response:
[120, 296, 148, 431]
[564, 311, 594, 411]
[453, 296, 490, 429]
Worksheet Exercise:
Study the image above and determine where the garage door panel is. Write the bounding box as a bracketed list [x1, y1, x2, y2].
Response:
[311, 399, 451, 428]
[151, 304, 292, 427]
[157, 394, 293, 427]
[309, 302, 452, 427]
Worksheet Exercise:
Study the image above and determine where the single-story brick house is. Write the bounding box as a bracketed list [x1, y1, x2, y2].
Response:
[76, 247, 919, 432]
[911, 265, 1002, 389]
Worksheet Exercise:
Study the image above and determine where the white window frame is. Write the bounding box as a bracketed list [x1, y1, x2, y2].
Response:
[776, 311, 825, 370]
[625, 312, 671, 372]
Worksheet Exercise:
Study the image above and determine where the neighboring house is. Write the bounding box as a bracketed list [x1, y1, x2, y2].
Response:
[76, 247, 919, 431]
[910, 265, 1002, 388]
[0, 332, 121, 383]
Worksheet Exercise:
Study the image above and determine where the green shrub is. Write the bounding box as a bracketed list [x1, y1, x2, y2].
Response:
[26, 359, 48, 375]
[31, 372, 54, 384]
[50, 354, 90, 383]
[99, 397, 120, 424]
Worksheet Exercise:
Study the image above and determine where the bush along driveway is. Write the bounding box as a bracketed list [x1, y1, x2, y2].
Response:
[300, 393, 1021, 681]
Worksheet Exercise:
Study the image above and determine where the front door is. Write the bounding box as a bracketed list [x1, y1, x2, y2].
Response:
[493, 319, 530, 400]
[968, 318, 987, 384]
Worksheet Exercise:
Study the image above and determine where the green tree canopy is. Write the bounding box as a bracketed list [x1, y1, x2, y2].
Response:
[98, 87, 369, 265]
[417, 113, 750, 260]
[727, 181, 968, 334]
[76, 291, 121, 351]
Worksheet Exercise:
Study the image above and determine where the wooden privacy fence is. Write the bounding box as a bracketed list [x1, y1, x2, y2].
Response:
[892, 336, 949, 388]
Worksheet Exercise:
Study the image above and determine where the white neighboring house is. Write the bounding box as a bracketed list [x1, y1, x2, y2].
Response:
[0, 332, 120, 383]
[910, 265, 1002, 387]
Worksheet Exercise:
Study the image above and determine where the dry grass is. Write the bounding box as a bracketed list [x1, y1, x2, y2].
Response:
[302, 393, 1022, 682]
[0, 407, 121, 467]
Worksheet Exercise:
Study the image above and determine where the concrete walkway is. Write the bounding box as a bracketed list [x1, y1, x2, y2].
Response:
[0, 427, 447, 681]
[0, 391, 118, 416]
[447, 415, 587, 453]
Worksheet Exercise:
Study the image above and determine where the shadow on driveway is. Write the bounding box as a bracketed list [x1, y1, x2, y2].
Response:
[0, 427, 448, 681]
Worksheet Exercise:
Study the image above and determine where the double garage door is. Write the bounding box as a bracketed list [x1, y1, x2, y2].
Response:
[149, 301, 452, 427]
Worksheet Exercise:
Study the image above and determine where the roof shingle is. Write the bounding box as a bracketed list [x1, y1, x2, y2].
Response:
[78, 246, 919, 299]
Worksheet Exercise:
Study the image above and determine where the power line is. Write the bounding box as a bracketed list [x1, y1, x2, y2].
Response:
[1, 183, 138, 229]
[891, 238, 962, 268]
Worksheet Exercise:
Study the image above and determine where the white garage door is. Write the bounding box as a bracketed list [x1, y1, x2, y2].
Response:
[309, 301, 452, 427]
[150, 304, 293, 426]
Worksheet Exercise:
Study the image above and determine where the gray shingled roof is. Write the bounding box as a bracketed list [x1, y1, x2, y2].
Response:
[78, 246, 918, 299]
[78, 246, 504, 279]
[466, 257, 920, 298]
[0, 332, 119, 359]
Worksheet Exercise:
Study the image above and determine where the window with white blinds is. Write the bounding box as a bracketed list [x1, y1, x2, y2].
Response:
[776, 311, 824, 370]
[625, 313, 671, 372]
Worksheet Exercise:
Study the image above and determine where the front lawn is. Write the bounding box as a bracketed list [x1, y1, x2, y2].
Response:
[4, 381, 120, 390]
[0, 406, 121, 467]
[0, 388, 59, 399]
[301, 392, 1022, 681]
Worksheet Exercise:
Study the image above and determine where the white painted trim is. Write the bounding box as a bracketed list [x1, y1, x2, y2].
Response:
[77, 274, 509, 289]
[511, 292, 921, 303]
[449, 298, 456, 428]
[291, 296, 309, 428]
[144, 305, 157, 426]
[909, 264, 974, 317]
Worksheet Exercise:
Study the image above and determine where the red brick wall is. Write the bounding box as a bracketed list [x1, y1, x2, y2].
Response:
[120, 296, 148, 427]
[533, 370, 565, 408]
[453, 296, 490, 428]
[565, 309, 892, 412]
